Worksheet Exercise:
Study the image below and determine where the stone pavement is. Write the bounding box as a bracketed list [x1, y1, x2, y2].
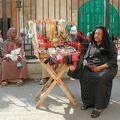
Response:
[0, 77, 120, 120]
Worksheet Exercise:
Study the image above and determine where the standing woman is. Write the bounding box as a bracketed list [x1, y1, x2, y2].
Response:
[79, 26, 118, 118]
[0, 28, 29, 86]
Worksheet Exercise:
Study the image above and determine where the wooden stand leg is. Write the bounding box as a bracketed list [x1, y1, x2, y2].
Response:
[36, 80, 57, 108]
[36, 59, 77, 108]
[57, 80, 77, 106]
[35, 77, 53, 99]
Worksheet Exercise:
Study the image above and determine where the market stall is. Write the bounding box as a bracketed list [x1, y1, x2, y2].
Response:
[28, 19, 82, 108]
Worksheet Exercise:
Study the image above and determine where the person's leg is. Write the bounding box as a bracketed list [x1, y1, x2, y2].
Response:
[39, 67, 50, 85]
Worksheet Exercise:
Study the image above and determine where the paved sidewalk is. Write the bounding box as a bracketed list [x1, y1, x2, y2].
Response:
[0, 76, 120, 120]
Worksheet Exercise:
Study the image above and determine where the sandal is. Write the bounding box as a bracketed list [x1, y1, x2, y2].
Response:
[0, 80, 8, 87]
[80, 104, 94, 110]
[39, 77, 50, 85]
[91, 109, 102, 118]
[16, 79, 23, 86]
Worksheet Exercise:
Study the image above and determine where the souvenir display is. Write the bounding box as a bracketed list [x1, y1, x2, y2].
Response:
[27, 19, 85, 70]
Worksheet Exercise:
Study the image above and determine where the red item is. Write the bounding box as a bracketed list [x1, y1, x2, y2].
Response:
[45, 18, 51, 21]
[37, 36, 45, 48]
[77, 44, 84, 52]
[71, 53, 78, 61]
[59, 41, 64, 48]
[69, 61, 77, 71]
[87, 37, 91, 42]
[116, 46, 120, 52]
[56, 54, 63, 63]
[38, 36, 44, 42]
[44, 39, 51, 48]
[72, 40, 79, 49]
[68, 39, 72, 46]
[76, 31, 86, 40]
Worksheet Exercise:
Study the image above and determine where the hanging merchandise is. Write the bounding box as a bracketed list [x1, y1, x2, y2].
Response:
[27, 19, 84, 60]
[28, 21, 34, 40]
[37, 35, 45, 48]
[66, 23, 71, 31]
[44, 38, 51, 49]
[57, 19, 66, 37]
[45, 18, 51, 39]
[70, 25, 77, 35]
[49, 20, 57, 41]
[39, 20, 43, 36]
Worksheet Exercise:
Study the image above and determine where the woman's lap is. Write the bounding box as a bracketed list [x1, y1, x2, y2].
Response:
[0, 59, 29, 82]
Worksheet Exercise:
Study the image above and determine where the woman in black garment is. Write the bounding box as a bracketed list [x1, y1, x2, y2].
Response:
[79, 26, 118, 118]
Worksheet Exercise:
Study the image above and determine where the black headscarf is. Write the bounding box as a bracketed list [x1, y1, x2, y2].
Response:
[90, 25, 110, 52]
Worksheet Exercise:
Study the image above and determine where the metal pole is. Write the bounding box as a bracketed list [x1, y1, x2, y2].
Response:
[105, 0, 109, 29]
[2, 0, 8, 40]
[18, 8, 20, 36]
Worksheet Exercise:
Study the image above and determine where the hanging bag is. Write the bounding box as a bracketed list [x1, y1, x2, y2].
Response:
[17, 62, 22, 68]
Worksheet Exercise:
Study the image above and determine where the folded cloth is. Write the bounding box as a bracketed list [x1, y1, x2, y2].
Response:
[68, 55, 72, 64]
[49, 59, 54, 66]
[51, 56, 57, 64]
[71, 53, 78, 61]
[69, 61, 77, 71]
[63, 56, 69, 65]
[44, 56, 51, 64]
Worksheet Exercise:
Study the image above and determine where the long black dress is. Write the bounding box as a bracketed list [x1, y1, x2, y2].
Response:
[79, 41, 118, 109]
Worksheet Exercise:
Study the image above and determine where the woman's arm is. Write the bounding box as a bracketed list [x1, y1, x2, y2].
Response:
[106, 42, 118, 68]
[91, 42, 117, 72]
[16, 37, 25, 58]
[2, 40, 8, 56]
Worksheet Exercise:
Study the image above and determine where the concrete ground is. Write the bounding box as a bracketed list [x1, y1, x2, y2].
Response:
[0, 76, 120, 120]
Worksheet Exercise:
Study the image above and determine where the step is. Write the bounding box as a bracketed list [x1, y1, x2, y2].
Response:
[0, 59, 120, 80]
[27, 59, 120, 79]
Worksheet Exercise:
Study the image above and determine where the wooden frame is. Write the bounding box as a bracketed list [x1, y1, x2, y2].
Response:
[35, 53, 77, 108]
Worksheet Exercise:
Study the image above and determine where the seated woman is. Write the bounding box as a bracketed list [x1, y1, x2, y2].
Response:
[79, 26, 118, 118]
[1, 41, 22, 61]
[0, 28, 29, 87]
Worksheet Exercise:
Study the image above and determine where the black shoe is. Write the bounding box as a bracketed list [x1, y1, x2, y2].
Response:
[91, 109, 102, 118]
[80, 104, 94, 110]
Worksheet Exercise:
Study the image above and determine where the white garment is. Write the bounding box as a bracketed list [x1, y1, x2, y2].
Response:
[6, 48, 20, 61]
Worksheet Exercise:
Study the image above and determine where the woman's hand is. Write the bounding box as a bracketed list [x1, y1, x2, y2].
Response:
[87, 64, 95, 71]
[0, 57, 2, 62]
[6, 57, 11, 61]
[87, 64, 106, 72]
[91, 66, 103, 72]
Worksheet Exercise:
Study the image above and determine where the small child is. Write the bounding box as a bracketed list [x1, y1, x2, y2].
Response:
[0, 41, 22, 61]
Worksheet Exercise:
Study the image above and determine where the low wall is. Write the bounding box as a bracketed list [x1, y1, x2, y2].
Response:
[0, 59, 120, 80]
[27, 59, 120, 79]
[26, 59, 70, 80]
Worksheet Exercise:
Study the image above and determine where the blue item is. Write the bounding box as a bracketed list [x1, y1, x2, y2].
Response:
[66, 24, 71, 31]
[17, 62, 22, 68]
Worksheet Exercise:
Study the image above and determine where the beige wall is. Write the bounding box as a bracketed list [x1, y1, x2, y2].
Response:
[0, 0, 120, 32]
[0, 0, 17, 29]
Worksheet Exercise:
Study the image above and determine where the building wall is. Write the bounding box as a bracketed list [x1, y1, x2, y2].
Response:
[0, 0, 120, 36]
[0, 0, 17, 32]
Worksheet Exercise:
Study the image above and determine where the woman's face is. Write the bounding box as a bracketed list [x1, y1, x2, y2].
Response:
[11, 30, 17, 38]
[94, 28, 103, 45]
